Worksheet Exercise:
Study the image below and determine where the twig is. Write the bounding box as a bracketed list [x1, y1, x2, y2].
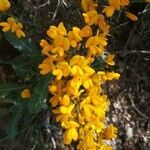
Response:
[111, 21, 129, 31]
[51, 137, 56, 149]
[52, 0, 61, 21]
[32, 0, 49, 10]
[62, 0, 69, 7]
[115, 50, 150, 56]
[128, 94, 150, 120]
[124, 50, 150, 55]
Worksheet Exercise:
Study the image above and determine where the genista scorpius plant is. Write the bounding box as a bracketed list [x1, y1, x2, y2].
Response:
[0, 0, 149, 149]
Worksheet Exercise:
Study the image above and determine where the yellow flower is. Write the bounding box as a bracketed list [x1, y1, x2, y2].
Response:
[99, 34, 108, 46]
[0, 22, 10, 32]
[99, 145, 113, 150]
[47, 26, 58, 39]
[0, 0, 10, 11]
[21, 89, 31, 99]
[47, 22, 67, 39]
[97, 15, 110, 35]
[85, 36, 99, 55]
[39, 56, 55, 75]
[53, 35, 70, 56]
[84, 117, 105, 133]
[106, 72, 120, 80]
[66, 77, 83, 97]
[77, 130, 97, 150]
[88, 86, 101, 97]
[40, 39, 53, 56]
[70, 55, 87, 67]
[83, 10, 99, 25]
[85, 35, 105, 56]
[15, 22, 26, 38]
[53, 62, 71, 80]
[103, 0, 129, 17]
[49, 95, 61, 107]
[125, 12, 138, 21]
[59, 95, 70, 106]
[64, 127, 78, 144]
[103, 6, 115, 17]
[80, 25, 92, 38]
[0, 17, 15, 32]
[70, 55, 95, 77]
[109, 0, 121, 11]
[94, 71, 107, 82]
[71, 65, 84, 76]
[92, 96, 109, 119]
[62, 121, 79, 144]
[81, 0, 97, 12]
[60, 104, 74, 115]
[0, 17, 25, 38]
[80, 97, 94, 117]
[106, 54, 115, 65]
[82, 76, 93, 89]
[53, 104, 74, 122]
[49, 80, 65, 95]
[91, 95, 109, 108]
[103, 124, 118, 139]
[68, 27, 82, 48]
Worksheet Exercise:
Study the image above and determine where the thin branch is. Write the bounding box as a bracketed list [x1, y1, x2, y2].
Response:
[52, 0, 61, 21]
[32, 0, 49, 10]
[128, 94, 150, 120]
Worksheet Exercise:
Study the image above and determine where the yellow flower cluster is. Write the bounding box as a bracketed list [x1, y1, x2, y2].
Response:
[103, 0, 129, 17]
[103, 0, 137, 21]
[39, 0, 121, 149]
[0, 17, 25, 38]
[0, 0, 10, 12]
[0, 1, 25, 38]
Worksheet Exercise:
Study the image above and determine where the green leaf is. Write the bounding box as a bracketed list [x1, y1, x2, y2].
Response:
[4, 32, 39, 55]
[11, 55, 36, 78]
[6, 105, 23, 139]
[0, 84, 26, 98]
[91, 57, 104, 71]
[28, 74, 52, 114]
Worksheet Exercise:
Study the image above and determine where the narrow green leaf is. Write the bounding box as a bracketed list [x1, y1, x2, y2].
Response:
[6, 105, 23, 139]
[28, 74, 52, 114]
[0, 84, 25, 95]
[11, 55, 36, 78]
[4, 32, 39, 55]
[0, 84, 26, 100]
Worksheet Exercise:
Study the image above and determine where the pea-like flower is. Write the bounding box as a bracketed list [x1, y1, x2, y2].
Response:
[21, 89, 31, 99]
[53, 62, 71, 80]
[62, 121, 79, 144]
[0, 0, 10, 12]
[0, 17, 25, 38]
[47, 22, 67, 39]
[81, 0, 97, 12]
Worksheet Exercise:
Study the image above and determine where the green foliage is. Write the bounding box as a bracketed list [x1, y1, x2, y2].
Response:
[11, 55, 40, 78]
[91, 56, 105, 71]
[4, 32, 39, 55]
[0, 84, 26, 98]
[6, 104, 23, 139]
[0, 28, 52, 145]
[28, 74, 52, 114]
